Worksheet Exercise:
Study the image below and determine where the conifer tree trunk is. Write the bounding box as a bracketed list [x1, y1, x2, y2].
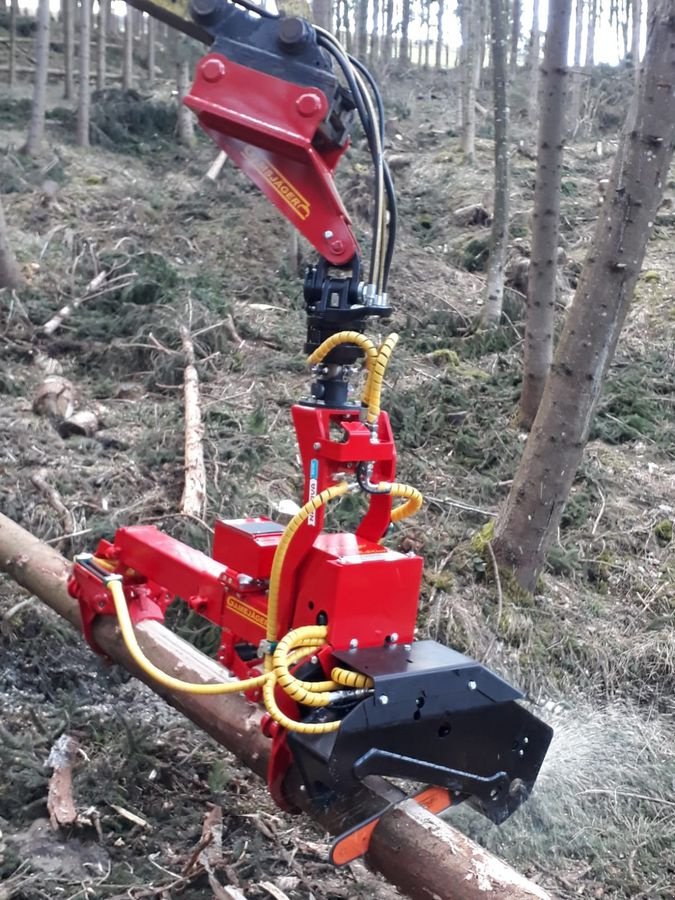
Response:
[62, 0, 75, 100]
[23, 0, 50, 157]
[176, 38, 195, 147]
[0, 197, 23, 290]
[312, 0, 333, 30]
[123, 6, 134, 90]
[482, 0, 510, 326]
[341, 0, 352, 51]
[631, 0, 642, 83]
[567, 0, 584, 132]
[399, 0, 411, 66]
[77, 0, 90, 146]
[435, 0, 445, 68]
[519, 0, 572, 426]
[8, 0, 18, 87]
[527, 0, 540, 122]
[356, 0, 368, 58]
[147, 15, 156, 85]
[510, 0, 521, 75]
[383, 0, 393, 61]
[492, 0, 675, 592]
[585, 0, 597, 66]
[371, 0, 379, 63]
[460, 0, 481, 161]
[97, 0, 107, 90]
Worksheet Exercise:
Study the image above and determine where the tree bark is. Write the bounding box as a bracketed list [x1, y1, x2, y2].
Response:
[585, 0, 596, 66]
[482, 0, 510, 326]
[123, 6, 133, 90]
[176, 38, 195, 146]
[97, 0, 108, 90]
[8, 0, 18, 87]
[435, 0, 445, 68]
[399, 0, 411, 66]
[567, 0, 584, 133]
[356, 0, 368, 59]
[370, 0, 379, 64]
[147, 14, 156, 85]
[527, 0, 540, 123]
[0, 196, 23, 289]
[311, 0, 333, 31]
[632, 0, 642, 83]
[62, 0, 75, 100]
[23, 0, 50, 157]
[382, 0, 393, 61]
[518, 0, 572, 426]
[0, 510, 551, 900]
[493, 0, 675, 592]
[77, 0, 91, 147]
[510, 0, 521, 75]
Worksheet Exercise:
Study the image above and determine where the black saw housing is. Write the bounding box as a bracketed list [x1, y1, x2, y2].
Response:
[288, 641, 553, 824]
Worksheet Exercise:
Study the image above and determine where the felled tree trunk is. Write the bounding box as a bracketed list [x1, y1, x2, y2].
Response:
[493, 0, 675, 591]
[518, 0, 572, 426]
[0, 510, 551, 900]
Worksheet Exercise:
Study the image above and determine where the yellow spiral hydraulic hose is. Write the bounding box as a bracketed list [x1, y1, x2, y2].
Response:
[331, 666, 374, 689]
[365, 333, 399, 424]
[386, 482, 424, 523]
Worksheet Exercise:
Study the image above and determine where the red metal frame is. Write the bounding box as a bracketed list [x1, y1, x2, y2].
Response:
[184, 53, 358, 266]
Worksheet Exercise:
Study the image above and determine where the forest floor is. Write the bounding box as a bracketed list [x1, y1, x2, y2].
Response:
[0, 56, 674, 900]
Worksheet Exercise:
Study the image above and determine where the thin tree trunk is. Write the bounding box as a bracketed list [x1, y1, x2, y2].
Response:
[519, 0, 572, 426]
[62, 0, 75, 100]
[631, 0, 642, 83]
[527, 0, 540, 123]
[123, 6, 133, 90]
[147, 14, 156, 85]
[493, 0, 675, 592]
[356, 0, 368, 58]
[176, 38, 195, 146]
[567, 0, 584, 131]
[341, 0, 352, 52]
[77, 0, 90, 146]
[585, 0, 596, 66]
[371, 0, 379, 63]
[510, 0, 521, 75]
[0, 509, 552, 900]
[435, 0, 445, 68]
[482, 0, 510, 326]
[461, 0, 481, 161]
[8, 0, 18, 87]
[311, 0, 333, 31]
[23, 0, 50, 157]
[0, 196, 23, 289]
[383, 0, 393, 61]
[399, 0, 411, 66]
[97, 0, 107, 90]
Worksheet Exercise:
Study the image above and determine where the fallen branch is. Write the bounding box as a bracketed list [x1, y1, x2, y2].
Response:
[42, 271, 136, 337]
[179, 326, 206, 518]
[0, 511, 550, 900]
[31, 470, 76, 540]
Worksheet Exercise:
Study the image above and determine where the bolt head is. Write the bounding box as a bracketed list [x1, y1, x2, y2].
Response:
[389, 632, 399, 644]
[296, 93, 322, 117]
[202, 57, 226, 83]
[349, 638, 359, 649]
[379, 695, 389, 705]
[313, 442, 321, 450]
[468, 680, 477, 690]
[323, 230, 334, 240]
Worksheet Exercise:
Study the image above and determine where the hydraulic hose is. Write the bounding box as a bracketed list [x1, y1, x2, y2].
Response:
[364, 332, 399, 424]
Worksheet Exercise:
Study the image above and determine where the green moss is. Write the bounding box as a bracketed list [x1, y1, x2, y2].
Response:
[654, 519, 673, 543]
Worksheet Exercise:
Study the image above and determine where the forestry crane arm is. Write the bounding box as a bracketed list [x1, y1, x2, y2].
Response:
[68, 0, 553, 866]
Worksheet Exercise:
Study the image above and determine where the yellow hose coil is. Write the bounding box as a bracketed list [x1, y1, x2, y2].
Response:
[331, 666, 374, 689]
[365, 333, 399, 424]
